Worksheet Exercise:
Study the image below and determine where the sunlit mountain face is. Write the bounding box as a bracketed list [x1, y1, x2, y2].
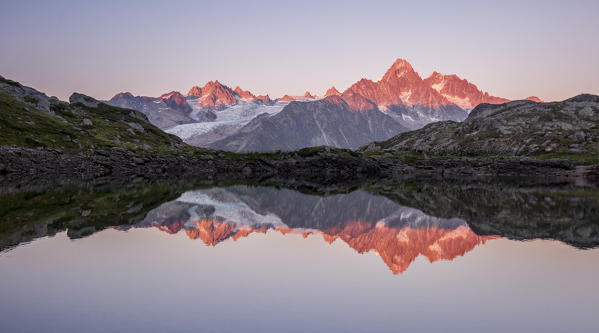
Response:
[118, 187, 497, 274]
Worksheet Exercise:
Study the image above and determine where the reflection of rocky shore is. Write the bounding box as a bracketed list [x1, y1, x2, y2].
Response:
[370, 183, 599, 248]
[1, 182, 597, 262]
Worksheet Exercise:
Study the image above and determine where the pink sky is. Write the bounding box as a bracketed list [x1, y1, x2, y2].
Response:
[1, 1, 597, 102]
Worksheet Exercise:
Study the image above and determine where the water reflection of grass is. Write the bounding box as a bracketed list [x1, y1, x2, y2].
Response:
[2, 181, 598, 252]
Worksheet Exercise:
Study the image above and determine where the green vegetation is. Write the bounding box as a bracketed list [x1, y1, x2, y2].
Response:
[0, 76, 21, 87]
[0, 90, 192, 154]
[0, 182, 194, 249]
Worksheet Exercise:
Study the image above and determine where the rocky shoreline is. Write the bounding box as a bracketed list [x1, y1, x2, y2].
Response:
[1, 146, 597, 192]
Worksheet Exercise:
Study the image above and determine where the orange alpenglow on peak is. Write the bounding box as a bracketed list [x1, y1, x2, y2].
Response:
[234, 86, 256, 100]
[423, 71, 509, 109]
[342, 58, 450, 110]
[381, 58, 417, 80]
[525, 96, 543, 103]
[127, 219, 498, 274]
[278, 94, 295, 102]
[339, 91, 377, 111]
[304, 91, 314, 98]
[323, 95, 347, 106]
[186, 80, 238, 108]
[158, 90, 192, 113]
[325, 86, 341, 97]
[332, 58, 540, 111]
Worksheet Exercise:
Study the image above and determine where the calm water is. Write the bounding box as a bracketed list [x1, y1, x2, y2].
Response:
[1, 184, 598, 332]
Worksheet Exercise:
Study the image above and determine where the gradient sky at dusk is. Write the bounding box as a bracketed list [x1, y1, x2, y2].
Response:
[1, 0, 597, 102]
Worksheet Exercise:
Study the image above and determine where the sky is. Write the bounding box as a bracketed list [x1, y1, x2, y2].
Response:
[0, 0, 598, 102]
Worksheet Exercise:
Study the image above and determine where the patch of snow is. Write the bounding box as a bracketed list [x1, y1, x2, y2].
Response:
[177, 189, 288, 228]
[442, 94, 472, 110]
[401, 114, 414, 122]
[399, 91, 412, 105]
[167, 101, 286, 140]
[431, 81, 444, 93]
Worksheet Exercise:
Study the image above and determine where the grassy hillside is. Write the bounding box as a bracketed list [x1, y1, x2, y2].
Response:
[0, 83, 192, 154]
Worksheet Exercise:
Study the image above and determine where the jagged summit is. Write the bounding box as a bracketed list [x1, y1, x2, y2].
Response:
[158, 91, 192, 113]
[423, 71, 509, 109]
[278, 94, 295, 102]
[186, 81, 238, 108]
[325, 86, 341, 97]
[381, 58, 417, 81]
[234, 86, 256, 100]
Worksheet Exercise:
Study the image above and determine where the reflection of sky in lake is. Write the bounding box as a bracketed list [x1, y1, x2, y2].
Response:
[1, 227, 598, 333]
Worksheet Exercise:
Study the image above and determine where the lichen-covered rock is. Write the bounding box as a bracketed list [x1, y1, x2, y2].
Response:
[365, 94, 599, 156]
[69, 92, 100, 108]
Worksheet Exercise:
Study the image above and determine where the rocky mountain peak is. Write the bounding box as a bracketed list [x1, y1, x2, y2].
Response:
[278, 94, 295, 102]
[159, 91, 184, 100]
[304, 91, 313, 98]
[159, 91, 192, 113]
[427, 71, 444, 82]
[423, 72, 509, 109]
[255, 94, 272, 104]
[325, 86, 341, 97]
[381, 58, 417, 81]
[187, 81, 238, 108]
[186, 86, 202, 97]
[234, 86, 256, 100]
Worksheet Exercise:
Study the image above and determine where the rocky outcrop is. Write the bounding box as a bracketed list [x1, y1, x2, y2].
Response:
[0, 75, 66, 116]
[69, 92, 100, 108]
[365, 94, 599, 156]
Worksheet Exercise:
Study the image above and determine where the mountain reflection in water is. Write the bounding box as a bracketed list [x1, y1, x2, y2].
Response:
[2, 181, 599, 332]
[1, 182, 597, 275]
[118, 187, 497, 274]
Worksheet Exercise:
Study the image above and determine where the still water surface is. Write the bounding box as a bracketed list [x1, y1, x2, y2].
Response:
[1, 184, 598, 332]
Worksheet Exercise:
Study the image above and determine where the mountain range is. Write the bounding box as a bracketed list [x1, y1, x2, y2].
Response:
[106, 58, 541, 152]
